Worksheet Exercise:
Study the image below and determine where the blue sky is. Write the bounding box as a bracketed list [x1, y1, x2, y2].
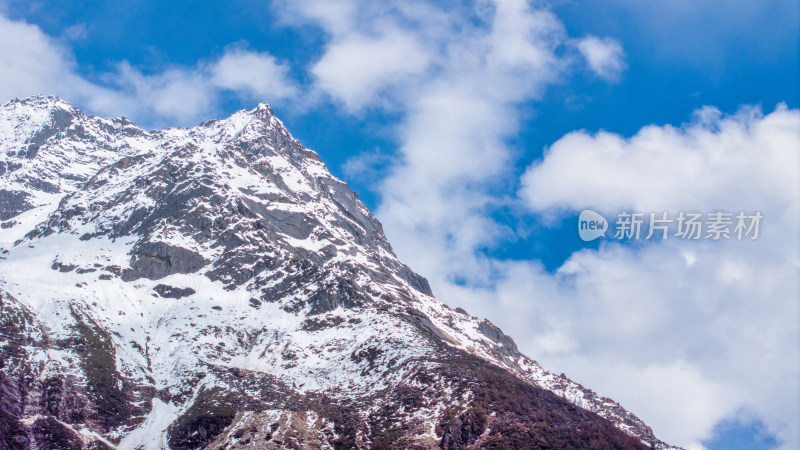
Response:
[1, 1, 798, 448]
[9, 0, 795, 271]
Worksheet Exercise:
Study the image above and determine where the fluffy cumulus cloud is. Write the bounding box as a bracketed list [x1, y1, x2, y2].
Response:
[576, 35, 627, 81]
[209, 48, 299, 102]
[280, 0, 571, 285]
[521, 104, 798, 214]
[282, 1, 799, 448]
[0, 14, 102, 105]
[497, 105, 798, 448]
[103, 48, 298, 124]
[311, 28, 432, 112]
[0, 13, 297, 126]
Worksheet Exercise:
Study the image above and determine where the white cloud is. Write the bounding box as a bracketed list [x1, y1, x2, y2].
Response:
[311, 29, 431, 112]
[0, 14, 98, 103]
[342, 147, 392, 183]
[0, 13, 298, 126]
[576, 35, 627, 81]
[286, 0, 570, 114]
[109, 62, 217, 124]
[62, 23, 87, 41]
[100, 48, 301, 125]
[505, 105, 799, 448]
[273, 0, 359, 36]
[439, 223, 799, 448]
[210, 48, 299, 101]
[520, 104, 799, 214]
[285, 0, 573, 286]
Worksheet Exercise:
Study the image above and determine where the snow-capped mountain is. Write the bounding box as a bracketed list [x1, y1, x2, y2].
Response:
[0, 96, 674, 449]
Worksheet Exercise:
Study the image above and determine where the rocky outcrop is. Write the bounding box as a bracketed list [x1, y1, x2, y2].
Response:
[126, 242, 209, 281]
[0, 190, 30, 221]
[153, 284, 196, 299]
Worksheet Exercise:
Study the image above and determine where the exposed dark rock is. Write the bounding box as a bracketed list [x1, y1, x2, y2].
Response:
[153, 284, 196, 299]
[127, 242, 208, 281]
[398, 264, 434, 296]
[404, 307, 457, 344]
[307, 278, 368, 315]
[238, 196, 318, 240]
[478, 319, 519, 356]
[51, 262, 77, 272]
[301, 315, 345, 331]
[24, 104, 76, 160]
[0, 190, 30, 221]
[0, 160, 22, 177]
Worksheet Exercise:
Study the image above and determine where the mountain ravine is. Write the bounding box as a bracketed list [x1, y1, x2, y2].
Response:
[0, 96, 676, 449]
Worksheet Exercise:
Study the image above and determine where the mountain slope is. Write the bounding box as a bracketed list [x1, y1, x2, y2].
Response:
[0, 96, 673, 449]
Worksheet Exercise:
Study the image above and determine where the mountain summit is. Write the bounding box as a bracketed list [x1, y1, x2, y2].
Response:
[0, 96, 673, 449]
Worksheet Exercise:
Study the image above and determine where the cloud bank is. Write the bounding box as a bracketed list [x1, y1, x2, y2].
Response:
[0, 14, 297, 126]
[511, 106, 800, 449]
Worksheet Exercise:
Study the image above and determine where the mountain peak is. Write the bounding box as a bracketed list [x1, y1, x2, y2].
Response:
[4, 94, 75, 110]
[255, 101, 274, 114]
[0, 97, 675, 449]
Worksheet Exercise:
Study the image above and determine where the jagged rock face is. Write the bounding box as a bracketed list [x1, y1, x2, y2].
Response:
[0, 96, 674, 449]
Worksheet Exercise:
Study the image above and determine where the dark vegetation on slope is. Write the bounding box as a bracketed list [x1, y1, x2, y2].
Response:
[168, 388, 238, 449]
[435, 350, 652, 450]
[160, 341, 652, 449]
[0, 291, 36, 449]
[69, 307, 133, 429]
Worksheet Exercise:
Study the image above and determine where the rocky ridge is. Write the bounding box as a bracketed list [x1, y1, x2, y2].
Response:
[0, 96, 674, 449]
